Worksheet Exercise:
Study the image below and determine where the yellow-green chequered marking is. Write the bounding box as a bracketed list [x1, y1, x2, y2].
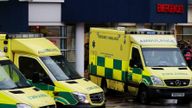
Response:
[90, 56, 152, 85]
[90, 56, 128, 82]
[128, 68, 152, 86]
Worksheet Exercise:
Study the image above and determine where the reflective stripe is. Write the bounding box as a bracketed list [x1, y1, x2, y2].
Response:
[97, 56, 105, 66]
[56, 92, 78, 105]
[90, 56, 152, 85]
[105, 57, 113, 68]
[33, 83, 54, 91]
[122, 61, 128, 71]
[113, 59, 122, 70]
[0, 104, 16, 108]
[97, 66, 105, 76]
[113, 69, 122, 80]
[105, 68, 113, 79]
[90, 56, 128, 82]
[130, 68, 152, 86]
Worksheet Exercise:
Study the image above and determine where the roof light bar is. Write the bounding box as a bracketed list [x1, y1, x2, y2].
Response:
[126, 30, 173, 35]
[6, 33, 43, 39]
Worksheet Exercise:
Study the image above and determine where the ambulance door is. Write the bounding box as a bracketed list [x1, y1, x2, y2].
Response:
[15, 54, 55, 96]
[128, 44, 144, 95]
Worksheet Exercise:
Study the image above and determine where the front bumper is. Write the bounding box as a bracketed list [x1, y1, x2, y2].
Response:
[65, 103, 105, 108]
[70, 92, 105, 108]
[148, 86, 192, 99]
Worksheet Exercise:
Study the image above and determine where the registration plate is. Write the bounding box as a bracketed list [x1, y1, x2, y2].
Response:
[166, 99, 178, 104]
[171, 93, 185, 97]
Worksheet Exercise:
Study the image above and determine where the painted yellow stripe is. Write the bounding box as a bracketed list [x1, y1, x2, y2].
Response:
[97, 66, 105, 76]
[132, 74, 142, 83]
[105, 57, 113, 68]
[113, 69, 122, 80]
[89, 54, 97, 65]
[142, 69, 150, 76]
[122, 61, 128, 71]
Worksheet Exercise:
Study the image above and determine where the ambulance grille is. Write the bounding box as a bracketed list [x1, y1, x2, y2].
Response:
[164, 79, 190, 86]
[40, 105, 56, 108]
[90, 92, 104, 103]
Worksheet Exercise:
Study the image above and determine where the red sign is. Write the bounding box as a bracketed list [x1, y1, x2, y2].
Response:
[157, 4, 184, 14]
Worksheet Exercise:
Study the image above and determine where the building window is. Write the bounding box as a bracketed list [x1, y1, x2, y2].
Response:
[144, 23, 168, 30]
[29, 25, 76, 62]
[176, 26, 192, 43]
[29, 26, 61, 48]
[62, 25, 76, 63]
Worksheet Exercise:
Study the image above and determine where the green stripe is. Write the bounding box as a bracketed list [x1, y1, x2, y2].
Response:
[105, 68, 113, 79]
[128, 73, 132, 81]
[58, 92, 78, 105]
[97, 56, 105, 66]
[90, 64, 97, 75]
[133, 68, 142, 74]
[142, 75, 152, 85]
[122, 71, 127, 82]
[113, 59, 122, 70]
[0, 104, 16, 108]
[33, 83, 54, 91]
[48, 85, 55, 91]
[55, 97, 68, 105]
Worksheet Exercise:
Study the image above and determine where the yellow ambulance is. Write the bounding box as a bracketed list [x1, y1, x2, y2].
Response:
[89, 27, 192, 104]
[0, 33, 105, 107]
[0, 52, 56, 108]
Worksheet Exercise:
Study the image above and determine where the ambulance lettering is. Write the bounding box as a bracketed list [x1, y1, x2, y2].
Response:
[28, 94, 48, 100]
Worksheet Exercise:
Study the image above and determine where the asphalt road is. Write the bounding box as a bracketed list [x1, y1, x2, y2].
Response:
[105, 91, 192, 108]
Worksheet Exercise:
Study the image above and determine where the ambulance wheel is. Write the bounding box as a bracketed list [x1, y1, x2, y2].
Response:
[101, 79, 108, 94]
[124, 84, 128, 93]
[56, 102, 65, 108]
[98, 103, 106, 108]
[138, 86, 151, 104]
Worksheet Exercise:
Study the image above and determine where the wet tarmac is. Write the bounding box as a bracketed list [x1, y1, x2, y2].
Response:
[105, 91, 192, 108]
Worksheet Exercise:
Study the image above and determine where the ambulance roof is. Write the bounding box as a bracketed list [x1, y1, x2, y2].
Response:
[11, 38, 61, 56]
[90, 27, 177, 46]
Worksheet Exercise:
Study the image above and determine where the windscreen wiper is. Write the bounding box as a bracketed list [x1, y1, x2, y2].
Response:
[16, 82, 32, 88]
[155, 65, 170, 67]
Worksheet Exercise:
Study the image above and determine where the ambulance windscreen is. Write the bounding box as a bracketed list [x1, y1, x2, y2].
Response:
[142, 48, 186, 67]
[41, 55, 82, 81]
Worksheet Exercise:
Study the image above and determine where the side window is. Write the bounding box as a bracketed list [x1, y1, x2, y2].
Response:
[130, 47, 143, 69]
[19, 57, 53, 85]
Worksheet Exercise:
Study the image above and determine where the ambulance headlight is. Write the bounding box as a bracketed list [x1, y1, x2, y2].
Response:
[151, 75, 163, 86]
[17, 103, 32, 108]
[73, 92, 89, 103]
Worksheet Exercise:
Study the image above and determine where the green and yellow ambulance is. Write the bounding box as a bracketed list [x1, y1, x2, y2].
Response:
[0, 52, 56, 108]
[89, 27, 192, 104]
[0, 33, 105, 107]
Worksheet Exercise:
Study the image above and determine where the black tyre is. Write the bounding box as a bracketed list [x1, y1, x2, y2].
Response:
[98, 103, 106, 108]
[56, 102, 68, 108]
[138, 86, 151, 104]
